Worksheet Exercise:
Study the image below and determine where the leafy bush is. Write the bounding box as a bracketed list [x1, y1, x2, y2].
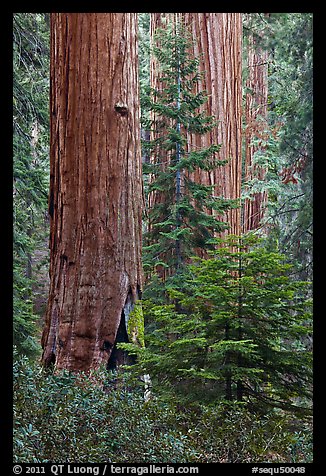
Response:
[13, 350, 312, 463]
[13, 351, 196, 463]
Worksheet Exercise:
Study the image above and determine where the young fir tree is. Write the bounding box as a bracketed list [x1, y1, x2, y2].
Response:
[142, 24, 237, 288]
[126, 234, 312, 415]
[13, 13, 50, 356]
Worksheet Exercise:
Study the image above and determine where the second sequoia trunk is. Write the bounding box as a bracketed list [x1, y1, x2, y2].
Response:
[183, 13, 243, 238]
[243, 31, 269, 233]
[41, 13, 143, 371]
[149, 14, 243, 241]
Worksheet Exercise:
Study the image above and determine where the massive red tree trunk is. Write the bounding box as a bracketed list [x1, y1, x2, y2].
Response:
[41, 13, 143, 371]
[149, 13, 242, 242]
[183, 13, 242, 238]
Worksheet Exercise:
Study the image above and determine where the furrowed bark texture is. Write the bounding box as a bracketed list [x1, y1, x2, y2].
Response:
[243, 33, 268, 232]
[183, 13, 242, 238]
[149, 14, 242, 242]
[41, 13, 143, 371]
[146, 13, 182, 279]
[147, 14, 176, 216]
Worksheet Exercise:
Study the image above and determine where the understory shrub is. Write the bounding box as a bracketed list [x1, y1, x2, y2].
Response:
[13, 351, 312, 463]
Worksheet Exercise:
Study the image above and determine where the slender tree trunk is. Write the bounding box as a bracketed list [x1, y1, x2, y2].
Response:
[225, 321, 233, 401]
[183, 15, 242, 400]
[41, 13, 143, 371]
[237, 240, 244, 401]
[148, 14, 174, 217]
[147, 13, 167, 218]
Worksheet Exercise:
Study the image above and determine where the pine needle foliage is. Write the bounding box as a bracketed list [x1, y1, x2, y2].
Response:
[13, 13, 50, 356]
[142, 23, 237, 280]
[124, 234, 312, 415]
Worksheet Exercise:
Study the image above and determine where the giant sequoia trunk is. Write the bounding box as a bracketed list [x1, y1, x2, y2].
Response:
[149, 14, 242, 243]
[41, 13, 143, 371]
[243, 32, 269, 232]
[147, 14, 176, 226]
[183, 13, 242, 238]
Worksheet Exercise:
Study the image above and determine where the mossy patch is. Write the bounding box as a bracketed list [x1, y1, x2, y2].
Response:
[127, 300, 145, 348]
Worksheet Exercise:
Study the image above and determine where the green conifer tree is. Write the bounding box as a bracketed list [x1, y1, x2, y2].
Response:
[142, 24, 237, 286]
[125, 235, 312, 415]
[13, 13, 50, 356]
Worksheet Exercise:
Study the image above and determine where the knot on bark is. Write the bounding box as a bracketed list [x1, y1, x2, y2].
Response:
[114, 102, 128, 116]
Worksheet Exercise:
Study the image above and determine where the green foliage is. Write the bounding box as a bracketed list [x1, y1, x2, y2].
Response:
[142, 23, 234, 278]
[243, 13, 313, 280]
[127, 300, 145, 348]
[13, 264, 41, 356]
[138, 13, 150, 94]
[13, 14, 313, 465]
[13, 350, 312, 463]
[131, 235, 312, 414]
[268, 14, 313, 281]
[13, 13, 50, 356]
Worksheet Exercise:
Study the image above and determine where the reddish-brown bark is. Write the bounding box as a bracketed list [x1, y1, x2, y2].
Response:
[243, 33, 269, 232]
[147, 14, 175, 217]
[182, 13, 243, 238]
[41, 13, 143, 371]
[147, 13, 242, 270]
